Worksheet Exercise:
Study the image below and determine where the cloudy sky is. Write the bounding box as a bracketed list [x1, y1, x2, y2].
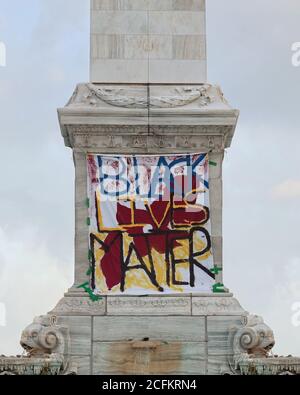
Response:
[0, 0, 300, 356]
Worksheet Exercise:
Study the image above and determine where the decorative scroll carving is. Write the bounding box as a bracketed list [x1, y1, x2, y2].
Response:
[228, 315, 300, 375]
[0, 316, 74, 376]
[20, 319, 67, 357]
[80, 84, 212, 109]
[232, 315, 275, 361]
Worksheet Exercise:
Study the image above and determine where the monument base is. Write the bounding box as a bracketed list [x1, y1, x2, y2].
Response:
[1, 292, 300, 375]
[1, 82, 299, 375]
[48, 292, 247, 375]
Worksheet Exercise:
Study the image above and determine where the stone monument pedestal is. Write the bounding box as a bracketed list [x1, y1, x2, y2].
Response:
[50, 81, 246, 375]
[49, 292, 247, 375]
[1, 0, 300, 376]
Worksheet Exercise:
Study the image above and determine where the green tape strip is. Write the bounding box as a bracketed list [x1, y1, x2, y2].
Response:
[88, 249, 93, 263]
[85, 198, 90, 208]
[209, 161, 217, 167]
[77, 281, 89, 289]
[86, 217, 91, 226]
[210, 267, 223, 275]
[77, 282, 102, 302]
[212, 283, 226, 293]
[86, 267, 92, 276]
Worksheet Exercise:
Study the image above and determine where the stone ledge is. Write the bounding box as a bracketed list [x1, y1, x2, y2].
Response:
[107, 296, 191, 316]
[50, 296, 106, 316]
[192, 296, 248, 316]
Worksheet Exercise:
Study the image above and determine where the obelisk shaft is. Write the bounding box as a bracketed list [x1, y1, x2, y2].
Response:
[90, 0, 207, 83]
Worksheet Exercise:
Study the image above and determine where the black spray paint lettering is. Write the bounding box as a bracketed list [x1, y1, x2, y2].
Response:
[90, 228, 215, 293]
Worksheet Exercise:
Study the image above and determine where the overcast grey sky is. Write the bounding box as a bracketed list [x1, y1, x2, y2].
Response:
[0, 0, 300, 356]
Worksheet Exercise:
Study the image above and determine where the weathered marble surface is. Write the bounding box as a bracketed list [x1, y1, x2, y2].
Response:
[2, 309, 299, 375]
[107, 296, 191, 316]
[93, 316, 206, 342]
[51, 295, 106, 316]
[0, 357, 63, 376]
[2, 0, 299, 377]
[93, 341, 206, 375]
[55, 316, 92, 356]
[207, 316, 245, 356]
[90, 0, 207, 82]
[192, 295, 247, 316]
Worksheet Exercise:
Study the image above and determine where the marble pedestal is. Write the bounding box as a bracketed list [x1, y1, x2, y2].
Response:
[2, 1, 299, 376]
[48, 293, 247, 375]
[53, 82, 248, 375]
[2, 83, 298, 375]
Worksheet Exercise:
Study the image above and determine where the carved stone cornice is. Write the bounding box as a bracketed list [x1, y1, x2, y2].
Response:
[50, 296, 106, 316]
[67, 124, 232, 136]
[58, 83, 239, 151]
[107, 296, 191, 316]
[66, 83, 220, 110]
[64, 125, 233, 152]
[70, 133, 226, 153]
[85, 84, 212, 109]
[192, 296, 247, 316]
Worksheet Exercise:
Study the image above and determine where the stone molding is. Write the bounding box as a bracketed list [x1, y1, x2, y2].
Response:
[68, 128, 229, 152]
[192, 296, 247, 316]
[58, 84, 239, 150]
[50, 296, 106, 316]
[66, 83, 227, 110]
[49, 294, 248, 317]
[107, 296, 191, 316]
[86, 84, 212, 109]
